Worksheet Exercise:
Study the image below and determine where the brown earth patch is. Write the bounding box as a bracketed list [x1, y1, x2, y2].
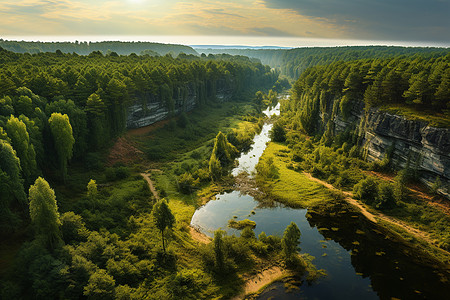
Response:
[127, 119, 170, 136]
[140, 172, 159, 201]
[107, 136, 144, 166]
[368, 171, 450, 216]
[189, 226, 211, 244]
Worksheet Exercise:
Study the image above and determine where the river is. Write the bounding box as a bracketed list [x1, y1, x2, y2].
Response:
[190, 103, 449, 299]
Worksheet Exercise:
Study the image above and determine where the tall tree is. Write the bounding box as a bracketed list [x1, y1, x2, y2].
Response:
[87, 179, 98, 202]
[152, 199, 175, 253]
[6, 115, 37, 184]
[213, 230, 225, 271]
[0, 139, 27, 231]
[28, 177, 62, 249]
[48, 113, 75, 182]
[210, 131, 238, 167]
[281, 222, 301, 260]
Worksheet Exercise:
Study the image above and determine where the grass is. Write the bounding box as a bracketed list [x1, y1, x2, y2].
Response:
[257, 142, 334, 208]
[380, 196, 450, 250]
[379, 104, 450, 128]
[134, 102, 256, 162]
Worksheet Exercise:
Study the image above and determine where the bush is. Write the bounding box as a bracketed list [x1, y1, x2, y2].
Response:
[178, 173, 199, 194]
[270, 120, 286, 142]
[376, 182, 396, 210]
[256, 156, 279, 180]
[105, 167, 116, 181]
[177, 112, 189, 128]
[115, 167, 130, 179]
[227, 219, 256, 230]
[60, 212, 89, 244]
[85, 152, 102, 170]
[353, 176, 378, 204]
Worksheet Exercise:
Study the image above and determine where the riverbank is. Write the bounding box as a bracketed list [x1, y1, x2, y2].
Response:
[257, 141, 450, 270]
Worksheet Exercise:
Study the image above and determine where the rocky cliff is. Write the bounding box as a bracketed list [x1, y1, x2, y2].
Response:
[127, 81, 232, 129]
[330, 102, 450, 198]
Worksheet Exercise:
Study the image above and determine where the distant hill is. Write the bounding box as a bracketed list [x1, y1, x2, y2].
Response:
[0, 39, 198, 56]
[198, 46, 450, 78]
[192, 45, 291, 50]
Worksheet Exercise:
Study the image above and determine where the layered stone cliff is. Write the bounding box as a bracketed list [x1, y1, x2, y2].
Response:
[126, 80, 232, 129]
[329, 102, 450, 198]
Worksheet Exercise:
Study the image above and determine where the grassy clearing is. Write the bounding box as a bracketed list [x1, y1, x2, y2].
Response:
[379, 196, 450, 250]
[379, 104, 450, 128]
[257, 142, 333, 208]
[134, 102, 256, 162]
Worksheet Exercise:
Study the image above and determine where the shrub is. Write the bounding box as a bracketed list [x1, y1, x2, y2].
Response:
[376, 182, 396, 210]
[227, 219, 256, 230]
[270, 120, 286, 142]
[105, 167, 116, 181]
[353, 176, 378, 204]
[177, 112, 189, 128]
[256, 156, 279, 180]
[178, 173, 199, 194]
[115, 167, 130, 179]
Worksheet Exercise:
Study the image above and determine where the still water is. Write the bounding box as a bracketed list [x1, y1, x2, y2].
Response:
[191, 103, 450, 299]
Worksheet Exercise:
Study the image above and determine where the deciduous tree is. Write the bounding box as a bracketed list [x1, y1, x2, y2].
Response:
[152, 199, 175, 253]
[28, 177, 62, 249]
[48, 113, 75, 182]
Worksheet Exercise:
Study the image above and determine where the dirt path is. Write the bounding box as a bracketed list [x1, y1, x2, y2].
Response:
[303, 173, 377, 223]
[189, 227, 211, 244]
[303, 172, 440, 246]
[232, 266, 286, 300]
[140, 172, 159, 200]
[369, 171, 450, 216]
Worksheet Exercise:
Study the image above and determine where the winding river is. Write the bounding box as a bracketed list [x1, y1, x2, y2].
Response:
[190, 103, 450, 299]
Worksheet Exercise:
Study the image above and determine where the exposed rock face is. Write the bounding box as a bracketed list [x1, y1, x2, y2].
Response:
[330, 102, 450, 197]
[126, 81, 232, 129]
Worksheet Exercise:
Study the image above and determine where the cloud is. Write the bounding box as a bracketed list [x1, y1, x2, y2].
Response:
[262, 0, 450, 41]
[203, 8, 244, 18]
[250, 27, 296, 37]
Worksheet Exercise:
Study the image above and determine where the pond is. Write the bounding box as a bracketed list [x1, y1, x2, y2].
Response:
[190, 102, 450, 299]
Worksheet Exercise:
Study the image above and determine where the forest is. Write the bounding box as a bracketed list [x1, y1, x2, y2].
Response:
[0, 40, 198, 56]
[0, 42, 449, 299]
[199, 46, 450, 79]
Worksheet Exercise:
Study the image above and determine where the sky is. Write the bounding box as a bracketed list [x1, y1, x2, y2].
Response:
[0, 0, 449, 47]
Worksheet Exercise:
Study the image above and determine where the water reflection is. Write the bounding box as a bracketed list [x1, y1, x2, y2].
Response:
[190, 100, 450, 299]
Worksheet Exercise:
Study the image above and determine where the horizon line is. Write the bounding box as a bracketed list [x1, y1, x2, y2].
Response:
[1, 35, 449, 49]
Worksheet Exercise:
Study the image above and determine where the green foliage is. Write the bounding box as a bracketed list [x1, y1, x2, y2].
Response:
[177, 112, 189, 128]
[48, 113, 75, 182]
[169, 269, 209, 299]
[83, 269, 115, 299]
[28, 177, 62, 249]
[377, 182, 396, 210]
[5, 115, 37, 184]
[227, 219, 256, 230]
[270, 120, 286, 142]
[178, 172, 200, 194]
[282, 222, 301, 260]
[0, 139, 27, 230]
[430, 176, 442, 195]
[211, 131, 238, 166]
[208, 153, 222, 181]
[256, 156, 280, 180]
[353, 176, 379, 205]
[213, 230, 225, 272]
[87, 179, 98, 201]
[60, 211, 89, 244]
[152, 199, 176, 253]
